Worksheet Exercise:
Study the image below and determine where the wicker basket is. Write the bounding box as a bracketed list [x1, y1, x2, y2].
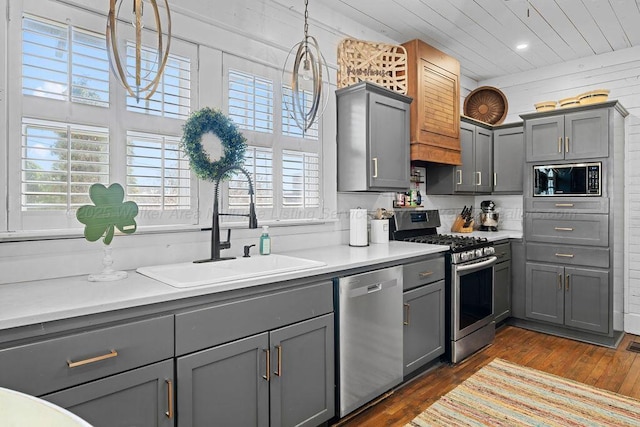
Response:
[534, 101, 556, 112]
[559, 96, 580, 108]
[578, 89, 610, 105]
[337, 38, 408, 94]
[463, 86, 508, 125]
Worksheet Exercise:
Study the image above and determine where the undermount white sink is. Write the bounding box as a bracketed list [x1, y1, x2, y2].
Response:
[136, 254, 327, 288]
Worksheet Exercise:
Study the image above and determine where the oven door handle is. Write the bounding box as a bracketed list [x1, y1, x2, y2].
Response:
[455, 256, 497, 272]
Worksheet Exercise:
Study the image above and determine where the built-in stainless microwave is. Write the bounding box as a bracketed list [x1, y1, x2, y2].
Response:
[533, 162, 601, 196]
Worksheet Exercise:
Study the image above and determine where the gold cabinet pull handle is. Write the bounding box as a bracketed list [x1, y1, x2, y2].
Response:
[555, 203, 574, 207]
[419, 271, 434, 278]
[403, 303, 410, 326]
[557, 274, 562, 290]
[554, 227, 574, 231]
[565, 137, 570, 153]
[457, 169, 463, 185]
[558, 137, 562, 153]
[165, 379, 173, 419]
[274, 345, 282, 377]
[476, 171, 482, 186]
[372, 157, 378, 178]
[566, 274, 570, 291]
[494, 172, 497, 187]
[67, 350, 118, 368]
[555, 253, 575, 258]
[263, 349, 270, 381]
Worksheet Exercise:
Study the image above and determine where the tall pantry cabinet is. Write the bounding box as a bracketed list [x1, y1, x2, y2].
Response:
[517, 101, 627, 345]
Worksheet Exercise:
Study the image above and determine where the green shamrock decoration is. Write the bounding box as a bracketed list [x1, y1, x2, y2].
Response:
[76, 183, 138, 245]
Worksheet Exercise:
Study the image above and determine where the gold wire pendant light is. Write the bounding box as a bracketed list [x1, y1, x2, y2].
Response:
[283, 0, 329, 132]
[106, 0, 172, 102]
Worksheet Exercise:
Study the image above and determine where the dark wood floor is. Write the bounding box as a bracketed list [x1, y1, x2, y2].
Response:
[335, 325, 640, 427]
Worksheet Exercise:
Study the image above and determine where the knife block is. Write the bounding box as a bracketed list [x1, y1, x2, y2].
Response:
[451, 215, 474, 233]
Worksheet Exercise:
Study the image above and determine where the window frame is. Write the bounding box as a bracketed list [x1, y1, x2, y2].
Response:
[6, 0, 199, 234]
[221, 53, 324, 224]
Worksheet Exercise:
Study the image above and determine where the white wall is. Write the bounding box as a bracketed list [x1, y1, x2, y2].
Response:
[481, 46, 640, 334]
[0, 0, 399, 284]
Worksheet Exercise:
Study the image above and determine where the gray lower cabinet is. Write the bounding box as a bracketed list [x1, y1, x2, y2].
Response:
[493, 241, 511, 323]
[402, 280, 445, 376]
[43, 360, 174, 427]
[177, 313, 334, 427]
[525, 262, 608, 333]
[402, 255, 446, 376]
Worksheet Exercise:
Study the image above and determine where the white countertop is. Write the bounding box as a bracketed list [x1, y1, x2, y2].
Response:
[0, 242, 449, 331]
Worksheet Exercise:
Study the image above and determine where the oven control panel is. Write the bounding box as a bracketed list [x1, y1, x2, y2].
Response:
[452, 245, 495, 264]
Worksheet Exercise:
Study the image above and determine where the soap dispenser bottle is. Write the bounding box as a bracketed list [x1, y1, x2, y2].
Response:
[259, 225, 271, 255]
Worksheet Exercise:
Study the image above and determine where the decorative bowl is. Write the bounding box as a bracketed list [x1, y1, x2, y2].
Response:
[464, 86, 508, 125]
[558, 96, 580, 108]
[578, 89, 610, 105]
[534, 101, 556, 112]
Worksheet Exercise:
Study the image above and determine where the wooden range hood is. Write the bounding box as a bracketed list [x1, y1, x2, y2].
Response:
[402, 39, 461, 166]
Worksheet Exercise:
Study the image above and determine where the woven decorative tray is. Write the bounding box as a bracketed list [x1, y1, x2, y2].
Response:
[337, 38, 408, 94]
[464, 86, 508, 125]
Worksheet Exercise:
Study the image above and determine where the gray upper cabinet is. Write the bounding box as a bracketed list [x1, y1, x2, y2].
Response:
[426, 118, 492, 194]
[492, 124, 524, 193]
[525, 109, 608, 162]
[337, 81, 412, 191]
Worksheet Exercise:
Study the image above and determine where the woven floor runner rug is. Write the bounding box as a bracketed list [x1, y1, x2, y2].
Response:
[407, 358, 640, 426]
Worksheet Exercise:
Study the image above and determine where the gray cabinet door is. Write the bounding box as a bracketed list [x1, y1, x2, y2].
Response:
[43, 360, 174, 427]
[269, 314, 335, 427]
[493, 126, 524, 193]
[368, 91, 411, 190]
[475, 126, 493, 193]
[564, 267, 609, 333]
[402, 280, 445, 376]
[564, 109, 609, 160]
[526, 115, 564, 162]
[456, 122, 476, 192]
[525, 262, 564, 325]
[494, 261, 511, 324]
[177, 333, 270, 427]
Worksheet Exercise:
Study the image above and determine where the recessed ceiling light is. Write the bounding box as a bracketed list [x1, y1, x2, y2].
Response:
[516, 43, 529, 50]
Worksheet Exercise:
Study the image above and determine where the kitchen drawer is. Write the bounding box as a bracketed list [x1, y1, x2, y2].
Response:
[525, 197, 609, 214]
[526, 243, 609, 268]
[0, 315, 174, 397]
[494, 241, 511, 263]
[175, 281, 333, 356]
[525, 213, 608, 246]
[403, 256, 445, 290]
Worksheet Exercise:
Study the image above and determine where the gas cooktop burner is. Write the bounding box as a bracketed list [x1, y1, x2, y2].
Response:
[403, 234, 489, 252]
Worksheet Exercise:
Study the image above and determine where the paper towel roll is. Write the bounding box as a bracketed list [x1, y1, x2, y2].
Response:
[349, 209, 368, 246]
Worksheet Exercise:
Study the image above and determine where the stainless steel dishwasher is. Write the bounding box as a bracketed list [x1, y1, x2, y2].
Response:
[336, 265, 403, 417]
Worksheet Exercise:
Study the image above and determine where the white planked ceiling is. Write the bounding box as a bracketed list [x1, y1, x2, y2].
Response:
[276, 0, 640, 82]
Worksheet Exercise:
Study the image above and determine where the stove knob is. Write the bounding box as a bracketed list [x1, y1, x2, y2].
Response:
[484, 246, 495, 256]
[475, 249, 483, 258]
[460, 251, 471, 262]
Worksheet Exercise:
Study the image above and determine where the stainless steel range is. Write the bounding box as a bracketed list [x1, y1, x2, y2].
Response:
[390, 209, 497, 363]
